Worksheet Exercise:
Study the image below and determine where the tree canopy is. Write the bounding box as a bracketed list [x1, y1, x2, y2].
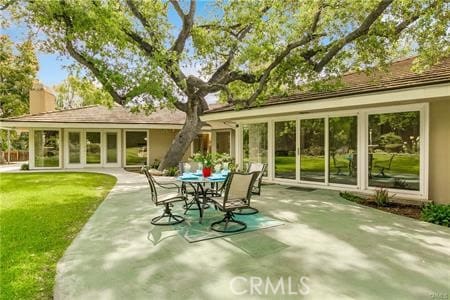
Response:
[0, 34, 38, 118]
[54, 75, 114, 109]
[3, 0, 448, 168]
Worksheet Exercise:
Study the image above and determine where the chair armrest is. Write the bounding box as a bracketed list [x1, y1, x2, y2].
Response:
[156, 181, 181, 193]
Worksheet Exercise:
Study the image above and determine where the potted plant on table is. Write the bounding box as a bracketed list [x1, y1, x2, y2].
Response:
[192, 152, 213, 177]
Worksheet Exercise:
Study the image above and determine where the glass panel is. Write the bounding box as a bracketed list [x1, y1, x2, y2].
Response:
[34, 130, 59, 167]
[193, 134, 210, 154]
[216, 132, 230, 154]
[106, 132, 118, 163]
[126, 131, 147, 165]
[368, 111, 420, 191]
[300, 118, 325, 182]
[329, 116, 358, 185]
[86, 132, 101, 164]
[274, 121, 296, 179]
[68, 132, 81, 164]
[242, 123, 268, 172]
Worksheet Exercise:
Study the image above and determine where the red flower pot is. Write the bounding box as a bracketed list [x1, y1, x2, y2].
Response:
[202, 167, 212, 177]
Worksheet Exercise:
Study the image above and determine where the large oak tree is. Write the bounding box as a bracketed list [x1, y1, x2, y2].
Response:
[4, 0, 448, 169]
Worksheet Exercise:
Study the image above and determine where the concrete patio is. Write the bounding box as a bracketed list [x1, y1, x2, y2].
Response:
[54, 169, 450, 299]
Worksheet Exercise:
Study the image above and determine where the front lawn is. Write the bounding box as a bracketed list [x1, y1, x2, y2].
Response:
[0, 172, 116, 300]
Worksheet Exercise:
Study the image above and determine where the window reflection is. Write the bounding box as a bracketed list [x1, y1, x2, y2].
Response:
[242, 123, 268, 172]
[275, 121, 296, 179]
[368, 111, 420, 191]
[68, 132, 81, 164]
[300, 119, 325, 182]
[34, 130, 59, 167]
[329, 116, 357, 185]
[86, 132, 101, 164]
[126, 131, 147, 165]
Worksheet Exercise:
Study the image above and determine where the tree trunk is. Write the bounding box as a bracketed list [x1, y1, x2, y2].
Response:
[158, 98, 203, 171]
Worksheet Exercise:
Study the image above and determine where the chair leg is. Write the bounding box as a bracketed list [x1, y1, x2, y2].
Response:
[211, 211, 247, 233]
[151, 203, 185, 226]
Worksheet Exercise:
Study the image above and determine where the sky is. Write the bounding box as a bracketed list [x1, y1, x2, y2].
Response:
[1, 1, 215, 90]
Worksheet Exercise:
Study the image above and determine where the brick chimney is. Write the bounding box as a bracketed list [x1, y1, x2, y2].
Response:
[29, 81, 56, 114]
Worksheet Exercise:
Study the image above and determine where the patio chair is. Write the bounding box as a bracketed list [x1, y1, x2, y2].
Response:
[374, 154, 396, 177]
[233, 162, 266, 215]
[142, 167, 187, 225]
[247, 162, 267, 196]
[209, 172, 258, 233]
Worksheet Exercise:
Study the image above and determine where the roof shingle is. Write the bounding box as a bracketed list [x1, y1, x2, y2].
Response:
[206, 57, 450, 114]
[2, 104, 187, 124]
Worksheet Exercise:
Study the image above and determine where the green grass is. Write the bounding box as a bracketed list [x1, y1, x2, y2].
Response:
[126, 147, 147, 165]
[274, 153, 419, 176]
[0, 172, 117, 300]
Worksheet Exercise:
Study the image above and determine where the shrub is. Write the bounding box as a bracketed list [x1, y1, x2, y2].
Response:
[421, 204, 450, 227]
[150, 158, 160, 169]
[339, 191, 364, 203]
[20, 163, 29, 171]
[163, 166, 179, 177]
[373, 187, 392, 206]
[379, 132, 402, 147]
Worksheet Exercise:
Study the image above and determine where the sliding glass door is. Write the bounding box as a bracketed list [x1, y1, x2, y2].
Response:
[106, 132, 118, 164]
[329, 116, 358, 185]
[242, 123, 268, 171]
[368, 111, 420, 191]
[300, 118, 325, 183]
[274, 121, 296, 179]
[239, 104, 425, 196]
[86, 132, 102, 165]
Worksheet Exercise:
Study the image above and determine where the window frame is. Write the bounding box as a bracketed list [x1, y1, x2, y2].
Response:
[237, 103, 429, 199]
[30, 128, 62, 169]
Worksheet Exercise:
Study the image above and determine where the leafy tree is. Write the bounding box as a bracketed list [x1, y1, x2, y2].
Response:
[54, 75, 114, 109]
[0, 35, 38, 118]
[5, 0, 448, 169]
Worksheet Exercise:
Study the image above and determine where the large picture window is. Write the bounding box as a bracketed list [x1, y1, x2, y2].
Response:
[329, 116, 357, 185]
[242, 123, 268, 170]
[34, 130, 59, 167]
[368, 111, 420, 191]
[126, 131, 147, 165]
[274, 121, 296, 179]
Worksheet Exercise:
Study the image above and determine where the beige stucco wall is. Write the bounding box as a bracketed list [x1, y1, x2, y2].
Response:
[148, 129, 190, 165]
[429, 100, 450, 204]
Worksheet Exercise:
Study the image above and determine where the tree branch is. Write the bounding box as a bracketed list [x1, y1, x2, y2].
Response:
[0, 0, 17, 10]
[59, 2, 126, 105]
[394, 1, 438, 35]
[207, 6, 271, 85]
[125, 0, 154, 35]
[314, 0, 394, 72]
[170, 0, 196, 54]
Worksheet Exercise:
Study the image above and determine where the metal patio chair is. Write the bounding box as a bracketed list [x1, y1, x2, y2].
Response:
[209, 172, 258, 233]
[142, 167, 187, 225]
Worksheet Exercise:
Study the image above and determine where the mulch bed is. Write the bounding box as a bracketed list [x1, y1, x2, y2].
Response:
[358, 200, 422, 220]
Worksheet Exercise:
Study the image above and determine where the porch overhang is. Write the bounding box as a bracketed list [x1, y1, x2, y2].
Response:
[201, 83, 450, 122]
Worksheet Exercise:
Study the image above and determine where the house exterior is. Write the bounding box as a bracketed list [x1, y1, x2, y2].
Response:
[202, 57, 450, 204]
[1, 57, 449, 204]
[0, 83, 234, 170]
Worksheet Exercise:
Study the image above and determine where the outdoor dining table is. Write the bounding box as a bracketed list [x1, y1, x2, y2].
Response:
[176, 173, 227, 223]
